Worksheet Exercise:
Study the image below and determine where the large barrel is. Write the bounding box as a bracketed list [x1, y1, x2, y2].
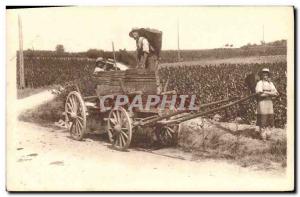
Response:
[92, 69, 157, 96]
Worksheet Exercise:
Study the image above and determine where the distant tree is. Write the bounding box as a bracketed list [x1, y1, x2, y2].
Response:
[55, 44, 65, 54]
[117, 49, 136, 66]
[86, 49, 104, 59]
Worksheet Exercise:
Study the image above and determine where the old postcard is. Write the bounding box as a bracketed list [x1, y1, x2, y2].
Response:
[6, 6, 294, 191]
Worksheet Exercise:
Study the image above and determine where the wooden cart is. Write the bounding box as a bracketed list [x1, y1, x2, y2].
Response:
[64, 69, 256, 150]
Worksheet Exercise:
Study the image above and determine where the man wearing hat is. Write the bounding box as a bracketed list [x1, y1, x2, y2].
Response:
[94, 57, 106, 73]
[130, 28, 152, 69]
[129, 28, 161, 94]
[255, 68, 279, 141]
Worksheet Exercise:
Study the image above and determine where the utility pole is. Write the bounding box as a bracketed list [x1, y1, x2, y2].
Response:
[112, 41, 117, 67]
[177, 20, 181, 62]
[262, 25, 264, 43]
[262, 25, 266, 54]
[18, 15, 25, 89]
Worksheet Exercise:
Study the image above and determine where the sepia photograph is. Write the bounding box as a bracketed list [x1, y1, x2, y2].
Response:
[6, 6, 294, 191]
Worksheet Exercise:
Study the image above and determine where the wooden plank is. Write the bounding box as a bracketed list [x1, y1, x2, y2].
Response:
[92, 69, 157, 95]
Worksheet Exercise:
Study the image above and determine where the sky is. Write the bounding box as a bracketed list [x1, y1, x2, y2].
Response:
[6, 6, 293, 53]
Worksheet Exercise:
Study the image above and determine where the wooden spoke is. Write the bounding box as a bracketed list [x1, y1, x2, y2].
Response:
[65, 91, 86, 141]
[77, 116, 84, 121]
[119, 112, 123, 125]
[167, 130, 173, 138]
[156, 124, 179, 146]
[120, 113, 126, 125]
[72, 96, 78, 113]
[115, 113, 120, 125]
[116, 111, 121, 124]
[109, 118, 118, 125]
[75, 121, 80, 135]
[107, 107, 132, 150]
[68, 97, 73, 109]
[108, 128, 118, 142]
[67, 103, 73, 112]
[70, 122, 74, 134]
[121, 131, 128, 139]
[70, 121, 77, 135]
[76, 121, 81, 135]
[118, 134, 125, 147]
[120, 134, 125, 147]
[116, 135, 121, 147]
[77, 119, 83, 129]
[167, 127, 175, 133]
[72, 96, 76, 111]
[70, 96, 75, 110]
[112, 112, 118, 122]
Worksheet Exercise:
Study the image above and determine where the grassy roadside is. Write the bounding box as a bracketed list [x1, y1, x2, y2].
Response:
[17, 87, 51, 99]
[178, 118, 286, 170]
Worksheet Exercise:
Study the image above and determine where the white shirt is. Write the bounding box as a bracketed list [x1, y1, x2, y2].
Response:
[255, 80, 278, 94]
[136, 36, 150, 53]
[94, 67, 104, 73]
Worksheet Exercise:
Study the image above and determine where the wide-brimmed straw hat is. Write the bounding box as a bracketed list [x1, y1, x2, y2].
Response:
[261, 68, 270, 73]
[259, 68, 271, 78]
[96, 57, 105, 63]
[129, 27, 140, 37]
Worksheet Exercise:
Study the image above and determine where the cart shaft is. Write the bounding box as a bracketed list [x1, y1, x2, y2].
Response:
[157, 93, 258, 125]
[139, 96, 240, 126]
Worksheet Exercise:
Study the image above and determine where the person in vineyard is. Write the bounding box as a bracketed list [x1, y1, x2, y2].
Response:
[93, 57, 106, 73]
[129, 28, 154, 69]
[129, 28, 161, 94]
[255, 68, 279, 141]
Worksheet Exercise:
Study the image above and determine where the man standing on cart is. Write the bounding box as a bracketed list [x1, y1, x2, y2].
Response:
[129, 28, 162, 94]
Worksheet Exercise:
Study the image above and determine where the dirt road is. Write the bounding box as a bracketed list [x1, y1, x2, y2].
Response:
[6, 92, 292, 191]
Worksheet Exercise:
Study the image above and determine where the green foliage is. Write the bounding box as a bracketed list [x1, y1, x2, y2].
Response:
[86, 49, 105, 59]
[16, 49, 137, 88]
[159, 62, 287, 128]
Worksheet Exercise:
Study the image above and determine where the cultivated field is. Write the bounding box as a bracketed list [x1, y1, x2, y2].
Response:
[161, 55, 286, 67]
[159, 55, 287, 128]
[18, 54, 287, 128]
[17, 54, 288, 169]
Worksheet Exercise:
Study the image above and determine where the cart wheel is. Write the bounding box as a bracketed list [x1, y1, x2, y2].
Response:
[65, 91, 87, 141]
[107, 107, 132, 150]
[156, 124, 179, 146]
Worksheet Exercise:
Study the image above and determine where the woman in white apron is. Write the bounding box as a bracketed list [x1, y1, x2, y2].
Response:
[255, 68, 279, 141]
